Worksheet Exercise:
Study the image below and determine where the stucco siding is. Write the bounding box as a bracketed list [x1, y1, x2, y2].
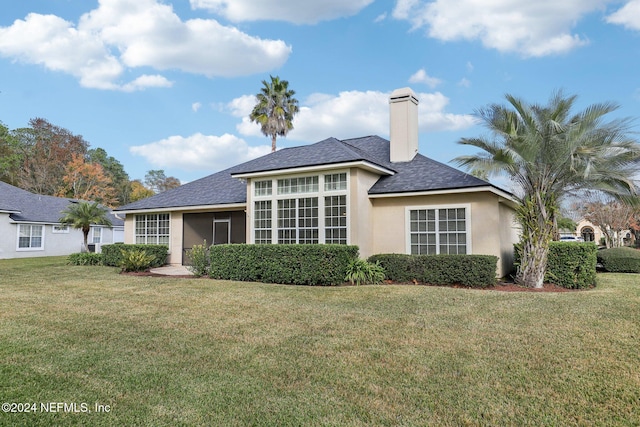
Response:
[370, 192, 518, 277]
[349, 169, 380, 258]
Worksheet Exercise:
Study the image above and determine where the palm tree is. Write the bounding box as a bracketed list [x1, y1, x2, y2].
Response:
[59, 201, 113, 253]
[249, 75, 299, 152]
[454, 91, 640, 288]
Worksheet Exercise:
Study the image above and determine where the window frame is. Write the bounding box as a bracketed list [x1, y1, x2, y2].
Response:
[405, 204, 472, 255]
[134, 213, 170, 245]
[91, 226, 103, 244]
[52, 225, 69, 234]
[16, 224, 45, 251]
[251, 170, 349, 245]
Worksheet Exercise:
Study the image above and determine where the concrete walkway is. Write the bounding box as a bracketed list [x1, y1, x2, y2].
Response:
[149, 265, 194, 276]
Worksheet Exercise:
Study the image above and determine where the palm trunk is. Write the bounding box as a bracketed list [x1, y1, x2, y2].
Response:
[515, 193, 556, 288]
[271, 136, 277, 152]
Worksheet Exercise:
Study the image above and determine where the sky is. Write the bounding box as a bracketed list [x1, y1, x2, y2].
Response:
[1, 0, 639, 185]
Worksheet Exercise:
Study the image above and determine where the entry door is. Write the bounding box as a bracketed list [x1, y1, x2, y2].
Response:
[213, 219, 231, 245]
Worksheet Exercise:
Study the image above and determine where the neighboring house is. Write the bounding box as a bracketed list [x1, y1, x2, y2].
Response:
[574, 218, 633, 247]
[116, 88, 520, 276]
[0, 181, 124, 259]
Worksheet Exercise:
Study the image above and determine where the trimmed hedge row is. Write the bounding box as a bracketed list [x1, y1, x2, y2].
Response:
[209, 244, 359, 285]
[597, 247, 640, 273]
[515, 242, 597, 289]
[367, 253, 498, 288]
[101, 243, 168, 268]
[67, 252, 103, 266]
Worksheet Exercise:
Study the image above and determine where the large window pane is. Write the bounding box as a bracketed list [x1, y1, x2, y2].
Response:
[134, 214, 169, 245]
[410, 208, 467, 255]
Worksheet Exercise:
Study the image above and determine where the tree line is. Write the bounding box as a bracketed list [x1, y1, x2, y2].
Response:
[0, 118, 180, 207]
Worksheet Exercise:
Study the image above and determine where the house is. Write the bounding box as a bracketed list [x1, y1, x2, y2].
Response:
[116, 88, 520, 277]
[0, 181, 124, 259]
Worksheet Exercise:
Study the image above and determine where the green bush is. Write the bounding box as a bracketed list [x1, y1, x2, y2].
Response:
[67, 252, 103, 266]
[515, 242, 597, 289]
[597, 247, 640, 273]
[209, 244, 359, 286]
[101, 243, 167, 268]
[368, 254, 497, 288]
[119, 249, 156, 272]
[186, 241, 210, 277]
[345, 259, 385, 286]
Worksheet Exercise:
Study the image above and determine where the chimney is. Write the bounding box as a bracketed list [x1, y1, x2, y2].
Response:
[389, 87, 419, 163]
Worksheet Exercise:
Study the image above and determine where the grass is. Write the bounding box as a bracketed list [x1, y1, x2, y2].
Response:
[0, 257, 639, 426]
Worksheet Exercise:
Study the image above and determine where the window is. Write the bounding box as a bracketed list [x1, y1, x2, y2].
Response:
[408, 206, 469, 255]
[52, 225, 69, 233]
[254, 200, 272, 244]
[92, 227, 102, 244]
[135, 214, 170, 245]
[18, 224, 44, 250]
[325, 195, 347, 244]
[252, 172, 348, 245]
[254, 180, 272, 197]
[324, 173, 347, 191]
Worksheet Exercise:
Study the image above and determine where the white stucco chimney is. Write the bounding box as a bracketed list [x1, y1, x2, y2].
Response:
[389, 87, 419, 163]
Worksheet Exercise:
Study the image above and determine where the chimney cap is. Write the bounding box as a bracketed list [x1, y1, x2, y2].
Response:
[390, 87, 418, 104]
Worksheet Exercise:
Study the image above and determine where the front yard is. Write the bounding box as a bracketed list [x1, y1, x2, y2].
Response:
[0, 257, 638, 426]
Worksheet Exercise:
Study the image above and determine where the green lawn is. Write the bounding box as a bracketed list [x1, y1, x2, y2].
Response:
[0, 257, 639, 426]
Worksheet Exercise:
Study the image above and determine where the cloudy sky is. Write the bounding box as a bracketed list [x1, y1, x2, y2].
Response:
[1, 0, 639, 183]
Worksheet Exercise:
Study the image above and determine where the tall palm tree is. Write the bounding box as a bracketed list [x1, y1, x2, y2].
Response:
[59, 201, 113, 253]
[249, 75, 299, 152]
[454, 91, 640, 288]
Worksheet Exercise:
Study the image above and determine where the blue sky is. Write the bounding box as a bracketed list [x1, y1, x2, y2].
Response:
[1, 0, 639, 184]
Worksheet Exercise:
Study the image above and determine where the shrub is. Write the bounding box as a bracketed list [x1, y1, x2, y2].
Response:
[209, 244, 359, 286]
[186, 241, 210, 277]
[597, 247, 640, 273]
[101, 243, 167, 268]
[345, 259, 385, 286]
[119, 249, 156, 272]
[67, 252, 103, 266]
[368, 254, 497, 288]
[515, 242, 598, 289]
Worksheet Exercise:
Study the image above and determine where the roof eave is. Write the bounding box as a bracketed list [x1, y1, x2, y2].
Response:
[231, 161, 395, 179]
[369, 185, 519, 206]
[115, 202, 247, 215]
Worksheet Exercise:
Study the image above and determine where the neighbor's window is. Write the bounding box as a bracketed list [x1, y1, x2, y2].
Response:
[92, 227, 102, 244]
[135, 213, 170, 245]
[408, 207, 468, 255]
[52, 225, 69, 233]
[18, 224, 44, 250]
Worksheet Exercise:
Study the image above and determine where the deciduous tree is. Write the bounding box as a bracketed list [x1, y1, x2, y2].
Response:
[58, 154, 117, 207]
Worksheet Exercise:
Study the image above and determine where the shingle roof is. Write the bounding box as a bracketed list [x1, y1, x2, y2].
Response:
[115, 165, 247, 211]
[116, 135, 500, 211]
[0, 181, 123, 226]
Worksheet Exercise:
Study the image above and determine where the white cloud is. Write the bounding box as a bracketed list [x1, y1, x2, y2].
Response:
[374, 13, 387, 23]
[192, 102, 202, 112]
[392, 0, 609, 57]
[190, 0, 374, 24]
[458, 78, 471, 88]
[408, 68, 442, 88]
[233, 89, 476, 143]
[0, 0, 291, 90]
[606, 1, 640, 31]
[130, 133, 271, 171]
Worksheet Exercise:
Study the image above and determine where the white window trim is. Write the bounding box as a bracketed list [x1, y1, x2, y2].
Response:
[250, 170, 349, 245]
[91, 226, 103, 244]
[405, 204, 472, 255]
[52, 225, 70, 234]
[16, 224, 45, 251]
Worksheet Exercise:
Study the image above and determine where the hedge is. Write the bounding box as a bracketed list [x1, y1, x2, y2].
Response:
[101, 243, 168, 268]
[515, 242, 597, 289]
[67, 252, 103, 266]
[209, 244, 359, 286]
[367, 253, 498, 288]
[597, 247, 640, 273]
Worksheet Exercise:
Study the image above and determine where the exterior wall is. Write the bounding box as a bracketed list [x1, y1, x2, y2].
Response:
[369, 191, 518, 277]
[0, 216, 113, 259]
[349, 169, 381, 258]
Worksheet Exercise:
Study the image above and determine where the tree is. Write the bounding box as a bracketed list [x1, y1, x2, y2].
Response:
[87, 148, 131, 206]
[59, 201, 113, 253]
[129, 179, 155, 202]
[0, 122, 21, 186]
[15, 118, 89, 195]
[57, 153, 117, 207]
[454, 91, 640, 288]
[144, 170, 181, 194]
[249, 75, 299, 152]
